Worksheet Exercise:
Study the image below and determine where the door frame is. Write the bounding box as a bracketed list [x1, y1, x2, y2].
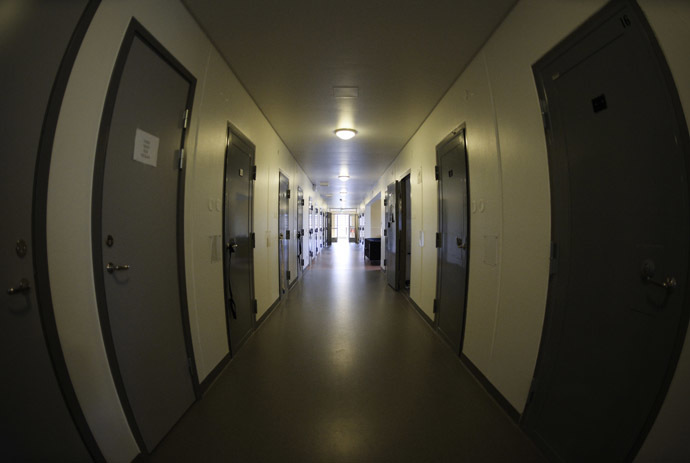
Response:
[434, 124, 471, 352]
[523, 1, 690, 459]
[90, 19, 200, 453]
[28, 1, 104, 460]
[222, 121, 256, 352]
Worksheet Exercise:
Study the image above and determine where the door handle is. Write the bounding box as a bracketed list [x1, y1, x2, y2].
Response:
[227, 241, 238, 252]
[641, 259, 677, 291]
[7, 278, 30, 295]
[106, 262, 130, 273]
[644, 275, 677, 290]
[456, 237, 467, 249]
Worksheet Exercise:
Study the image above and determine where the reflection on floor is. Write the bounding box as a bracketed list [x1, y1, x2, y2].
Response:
[148, 242, 544, 462]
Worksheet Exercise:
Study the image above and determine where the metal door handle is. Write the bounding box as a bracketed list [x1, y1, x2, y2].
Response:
[644, 275, 677, 290]
[7, 278, 30, 295]
[106, 262, 130, 273]
[641, 260, 677, 291]
[456, 237, 467, 249]
[227, 242, 238, 252]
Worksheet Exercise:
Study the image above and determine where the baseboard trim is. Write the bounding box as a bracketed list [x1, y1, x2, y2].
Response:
[460, 353, 520, 423]
[403, 293, 434, 327]
[256, 296, 281, 328]
[199, 351, 232, 395]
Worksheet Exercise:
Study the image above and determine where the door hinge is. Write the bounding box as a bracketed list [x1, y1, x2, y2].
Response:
[301, 199, 305, 206]
[435, 165, 440, 181]
[309, 251, 313, 257]
[549, 242, 558, 275]
[436, 232, 441, 248]
[384, 229, 387, 237]
[287, 270, 291, 281]
[287, 189, 291, 199]
[384, 259, 387, 267]
[301, 258, 304, 266]
[252, 165, 257, 180]
[251, 232, 255, 249]
[183, 108, 189, 129]
[253, 299, 258, 314]
[433, 299, 438, 313]
[384, 198, 388, 206]
[286, 230, 290, 240]
[179, 148, 185, 170]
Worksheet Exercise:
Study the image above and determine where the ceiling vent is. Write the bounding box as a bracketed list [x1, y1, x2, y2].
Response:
[333, 87, 358, 98]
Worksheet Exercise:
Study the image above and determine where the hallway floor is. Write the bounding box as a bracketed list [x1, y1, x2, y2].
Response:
[148, 243, 545, 462]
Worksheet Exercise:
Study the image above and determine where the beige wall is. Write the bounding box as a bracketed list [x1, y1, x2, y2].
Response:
[362, 0, 690, 459]
[47, 0, 324, 461]
[369, 198, 382, 238]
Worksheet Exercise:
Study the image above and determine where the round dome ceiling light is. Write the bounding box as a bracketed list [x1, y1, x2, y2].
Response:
[335, 128, 357, 140]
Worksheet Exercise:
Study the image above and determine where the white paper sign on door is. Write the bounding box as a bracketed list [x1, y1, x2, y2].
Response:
[133, 128, 159, 167]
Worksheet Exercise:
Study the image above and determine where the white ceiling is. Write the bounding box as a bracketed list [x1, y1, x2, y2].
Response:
[182, 0, 517, 209]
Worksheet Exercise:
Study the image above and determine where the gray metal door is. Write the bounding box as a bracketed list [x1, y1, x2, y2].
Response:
[224, 124, 255, 354]
[435, 130, 470, 354]
[525, 4, 690, 461]
[385, 181, 399, 289]
[95, 31, 196, 452]
[278, 173, 290, 294]
[1, 2, 96, 460]
[401, 175, 412, 291]
[297, 187, 304, 277]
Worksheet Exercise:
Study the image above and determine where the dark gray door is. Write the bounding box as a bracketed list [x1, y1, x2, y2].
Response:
[278, 173, 290, 294]
[385, 181, 398, 289]
[96, 32, 196, 452]
[224, 124, 255, 354]
[1, 2, 96, 460]
[435, 130, 470, 353]
[401, 175, 412, 292]
[525, 4, 690, 461]
[297, 187, 304, 277]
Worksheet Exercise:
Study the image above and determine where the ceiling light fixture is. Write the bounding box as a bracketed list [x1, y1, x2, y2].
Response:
[334, 128, 357, 140]
[338, 175, 350, 182]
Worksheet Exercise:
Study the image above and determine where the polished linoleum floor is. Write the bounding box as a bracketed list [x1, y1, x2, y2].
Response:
[148, 242, 545, 462]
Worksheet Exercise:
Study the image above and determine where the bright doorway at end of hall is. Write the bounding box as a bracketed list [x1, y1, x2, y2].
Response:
[332, 213, 355, 243]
